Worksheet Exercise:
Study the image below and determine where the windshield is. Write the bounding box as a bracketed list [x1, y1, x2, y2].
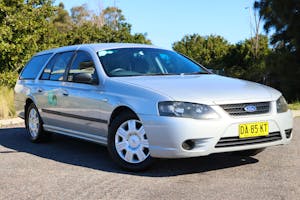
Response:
[97, 48, 210, 77]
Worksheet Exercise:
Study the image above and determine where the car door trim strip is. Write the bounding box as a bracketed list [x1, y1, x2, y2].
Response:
[41, 109, 108, 124]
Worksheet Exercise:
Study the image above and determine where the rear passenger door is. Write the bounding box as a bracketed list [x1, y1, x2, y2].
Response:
[57, 51, 108, 139]
[36, 51, 75, 127]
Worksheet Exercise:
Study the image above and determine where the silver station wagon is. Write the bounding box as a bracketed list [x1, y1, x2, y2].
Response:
[14, 43, 293, 171]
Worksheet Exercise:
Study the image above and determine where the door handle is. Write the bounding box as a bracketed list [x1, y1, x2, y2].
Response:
[61, 90, 69, 96]
[101, 98, 108, 102]
[37, 88, 43, 93]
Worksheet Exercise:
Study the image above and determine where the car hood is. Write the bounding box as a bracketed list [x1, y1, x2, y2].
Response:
[111, 75, 281, 105]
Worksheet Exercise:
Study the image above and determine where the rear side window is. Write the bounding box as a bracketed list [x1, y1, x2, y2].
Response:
[40, 51, 74, 81]
[20, 54, 52, 80]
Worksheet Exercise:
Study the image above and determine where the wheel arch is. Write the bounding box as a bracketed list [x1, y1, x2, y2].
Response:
[108, 106, 139, 128]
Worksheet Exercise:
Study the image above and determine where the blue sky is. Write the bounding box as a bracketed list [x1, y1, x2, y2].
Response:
[57, 0, 262, 49]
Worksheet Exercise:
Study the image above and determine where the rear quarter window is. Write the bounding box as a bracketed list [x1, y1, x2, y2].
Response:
[20, 53, 52, 80]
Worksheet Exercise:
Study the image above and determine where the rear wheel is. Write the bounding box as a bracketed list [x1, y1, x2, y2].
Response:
[107, 112, 153, 171]
[26, 103, 51, 142]
[232, 148, 265, 156]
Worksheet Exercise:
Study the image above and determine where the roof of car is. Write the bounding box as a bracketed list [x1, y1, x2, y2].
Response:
[36, 43, 167, 56]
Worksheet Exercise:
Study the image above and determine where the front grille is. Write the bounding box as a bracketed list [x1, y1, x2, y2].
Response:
[220, 102, 270, 116]
[215, 131, 282, 148]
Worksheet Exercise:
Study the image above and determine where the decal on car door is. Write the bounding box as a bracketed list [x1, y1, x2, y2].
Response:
[48, 91, 57, 106]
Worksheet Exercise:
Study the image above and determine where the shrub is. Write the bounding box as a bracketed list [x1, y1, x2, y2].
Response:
[288, 101, 300, 110]
[0, 71, 18, 88]
[0, 86, 16, 119]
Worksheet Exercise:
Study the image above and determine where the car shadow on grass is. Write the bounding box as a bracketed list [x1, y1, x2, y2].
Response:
[0, 127, 258, 177]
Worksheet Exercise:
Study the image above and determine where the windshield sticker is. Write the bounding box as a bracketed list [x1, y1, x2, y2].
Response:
[98, 50, 114, 57]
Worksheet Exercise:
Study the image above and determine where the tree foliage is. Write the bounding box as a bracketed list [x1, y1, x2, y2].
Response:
[100, 7, 126, 30]
[0, 0, 150, 75]
[173, 34, 270, 83]
[173, 34, 230, 69]
[254, 0, 300, 52]
[255, 0, 300, 100]
[172, 1, 299, 101]
[1, 0, 298, 101]
[0, 0, 56, 72]
[71, 4, 91, 26]
[225, 35, 270, 82]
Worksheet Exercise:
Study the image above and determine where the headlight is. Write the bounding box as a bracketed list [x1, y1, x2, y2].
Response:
[276, 96, 288, 113]
[158, 101, 219, 119]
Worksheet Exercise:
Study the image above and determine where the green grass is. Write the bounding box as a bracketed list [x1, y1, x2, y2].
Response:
[0, 86, 16, 119]
[289, 101, 300, 110]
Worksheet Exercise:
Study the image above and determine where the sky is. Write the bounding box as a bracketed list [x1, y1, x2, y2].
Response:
[56, 0, 263, 49]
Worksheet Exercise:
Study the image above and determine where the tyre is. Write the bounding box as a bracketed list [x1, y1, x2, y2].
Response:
[25, 103, 51, 142]
[232, 148, 265, 157]
[107, 112, 153, 171]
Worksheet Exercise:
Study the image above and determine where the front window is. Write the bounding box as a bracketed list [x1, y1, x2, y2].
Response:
[67, 51, 98, 85]
[97, 48, 209, 77]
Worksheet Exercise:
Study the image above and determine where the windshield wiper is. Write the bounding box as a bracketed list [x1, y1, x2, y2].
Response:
[120, 72, 210, 77]
[142, 73, 177, 76]
[180, 71, 210, 75]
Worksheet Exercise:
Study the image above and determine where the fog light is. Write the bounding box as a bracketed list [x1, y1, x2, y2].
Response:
[285, 129, 292, 139]
[182, 140, 195, 150]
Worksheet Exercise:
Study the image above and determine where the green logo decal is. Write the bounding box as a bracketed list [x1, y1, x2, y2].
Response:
[48, 91, 57, 106]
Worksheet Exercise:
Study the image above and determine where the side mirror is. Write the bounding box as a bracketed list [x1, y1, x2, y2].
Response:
[73, 73, 97, 84]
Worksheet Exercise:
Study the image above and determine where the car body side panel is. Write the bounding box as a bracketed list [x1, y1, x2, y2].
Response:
[14, 80, 40, 119]
[50, 82, 109, 138]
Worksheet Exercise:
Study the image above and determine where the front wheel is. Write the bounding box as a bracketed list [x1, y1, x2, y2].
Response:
[107, 112, 153, 171]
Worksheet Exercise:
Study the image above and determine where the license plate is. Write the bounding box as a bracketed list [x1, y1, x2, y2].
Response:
[239, 122, 269, 138]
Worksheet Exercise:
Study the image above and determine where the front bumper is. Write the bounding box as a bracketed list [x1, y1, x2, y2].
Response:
[139, 107, 293, 158]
